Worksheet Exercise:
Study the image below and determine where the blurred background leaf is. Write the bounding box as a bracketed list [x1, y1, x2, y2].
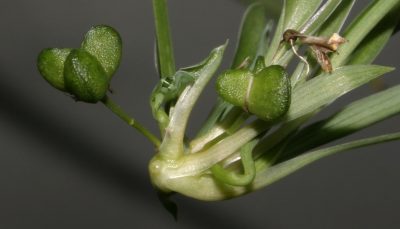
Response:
[236, 0, 283, 18]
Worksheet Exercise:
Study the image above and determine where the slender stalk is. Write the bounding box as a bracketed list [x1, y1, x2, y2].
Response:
[211, 139, 257, 186]
[153, 0, 176, 78]
[102, 96, 161, 147]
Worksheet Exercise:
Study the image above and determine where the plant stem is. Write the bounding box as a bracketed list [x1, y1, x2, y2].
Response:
[102, 96, 161, 147]
[166, 119, 269, 178]
[153, 0, 176, 78]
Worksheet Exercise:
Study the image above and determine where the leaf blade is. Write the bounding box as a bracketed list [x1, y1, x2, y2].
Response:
[281, 84, 400, 159]
[300, 0, 343, 34]
[153, 0, 176, 78]
[331, 0, 400, 68]
[253, 132, 400, 189]
[286, 65, 394, 121]
[232, 3, 269, 68]
[159, 44, 227, 159]
[317, 0, 355, 36]
[265, 0, 323, 65]
[347, 5, 400, 65]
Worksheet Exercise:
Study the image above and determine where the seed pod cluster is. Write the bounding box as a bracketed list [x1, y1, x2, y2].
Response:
[37, 25, 122, 103]
[216, 64, 291, 122]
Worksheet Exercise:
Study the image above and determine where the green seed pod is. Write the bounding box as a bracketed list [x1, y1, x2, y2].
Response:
[216, 65, 291, 122]
[81, 25, 122, 78]
[216, 69, 253, 107]
[248, 65, 291, 121]
[37, 48, 72, 91]
[64, 49, 109, 103]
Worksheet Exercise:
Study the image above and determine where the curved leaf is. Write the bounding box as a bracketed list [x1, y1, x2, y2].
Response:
[347, 5, 400, 65]
[281, 84, 400, 159]
[286, 65, 394, 121]
[331, 0, 400, 68]
[159, 44, 227, 159]
[265, 0, 323, 64]
[300, 0, 342, 34]
[253, 132, 400, 189]
[232, 3, 269, 68]
[317, 0, 355, 36]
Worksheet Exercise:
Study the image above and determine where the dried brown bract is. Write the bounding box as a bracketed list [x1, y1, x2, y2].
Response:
[281, 29, 347, 73]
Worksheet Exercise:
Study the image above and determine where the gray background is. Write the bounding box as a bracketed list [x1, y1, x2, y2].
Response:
[1, 0, 399, 228]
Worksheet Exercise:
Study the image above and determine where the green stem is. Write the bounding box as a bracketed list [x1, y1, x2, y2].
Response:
[211, 139, 257, 186]
[190, 106, 248, 153]
[153, 0, 176, 78]
[102, 96, 161, 147]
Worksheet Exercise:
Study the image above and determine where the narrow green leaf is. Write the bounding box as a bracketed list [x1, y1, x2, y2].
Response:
[283, 0, 322, 31]
[159, 44, 226, 159]
[232, 3, 269, 68]
[290, 0, 355, 87]
[347, 5, 400, 65]
[253, 114, 310, 160]
[317, 0, 355, 36]
[281, 84, 400, 159]
[253, 132, 400, 189]
[331, 0, 400, 68]
[300, 0, 342, 34]
[236, 0, 283, 18]
[276, 0, 344, 67]
[265, 0, 323, 65]
[153, 0, 176, 78]
[264, 3, 285, 65]
[286, 65, 394, 121]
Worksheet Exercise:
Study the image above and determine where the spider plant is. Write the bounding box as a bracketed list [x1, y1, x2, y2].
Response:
[37, 0, 400, 213]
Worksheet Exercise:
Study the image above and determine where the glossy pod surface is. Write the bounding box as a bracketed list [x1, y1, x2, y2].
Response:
[37, 25, 122, 103]
[248, 65, 291, 121]
[37, 48, 72, 91]
[216, 69, 253, 107]
[64, 49, 109, 103]
[216, 65, 291, 121]
[81, 25, 122, 78]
